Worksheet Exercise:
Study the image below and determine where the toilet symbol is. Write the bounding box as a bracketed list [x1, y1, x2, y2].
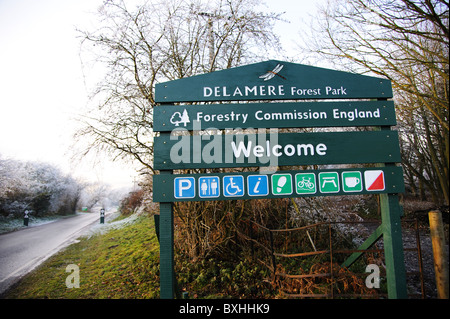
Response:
[201, 180, 208, 195]
[198, 176, 220, 198]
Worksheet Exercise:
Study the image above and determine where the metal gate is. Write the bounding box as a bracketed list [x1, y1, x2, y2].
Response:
[238, 218, 425, 299]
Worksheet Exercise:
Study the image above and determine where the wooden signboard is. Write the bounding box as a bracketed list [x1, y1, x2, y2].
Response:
[155, 60, 393, 102]
[153, 101, 396, 131]
[154, 131, 401, 170]
[153, 60, 407, 299]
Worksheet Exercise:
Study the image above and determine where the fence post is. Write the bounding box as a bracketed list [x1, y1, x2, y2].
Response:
[428, 210, 449, 299]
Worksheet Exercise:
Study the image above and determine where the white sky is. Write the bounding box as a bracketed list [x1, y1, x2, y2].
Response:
[0, 0, 324, 189]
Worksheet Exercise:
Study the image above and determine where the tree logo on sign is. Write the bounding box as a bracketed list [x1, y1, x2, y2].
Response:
[170, 109, 190, 126]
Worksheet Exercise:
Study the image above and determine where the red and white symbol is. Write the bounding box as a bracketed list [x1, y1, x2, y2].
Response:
[364, 170, 385, 191]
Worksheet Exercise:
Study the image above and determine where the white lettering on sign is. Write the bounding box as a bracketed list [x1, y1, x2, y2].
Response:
[202, 85, 349, 98]
[169, 107, 382, 128]
[230, 140, 327, 158]
[254, 110, 327, 121]
[196, 111, 248, 124]
[290, 87, 321, 96]
[325, 86, 347, 95]
[203, 85, 285, 98]
[332, 108, 380, 121]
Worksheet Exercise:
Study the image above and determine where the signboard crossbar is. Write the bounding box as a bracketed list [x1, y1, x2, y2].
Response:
[153, 167, 403, 202]
[153, 101, 397, 132]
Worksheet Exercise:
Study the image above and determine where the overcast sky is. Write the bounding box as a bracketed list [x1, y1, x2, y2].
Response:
[0, 0, 324, 189]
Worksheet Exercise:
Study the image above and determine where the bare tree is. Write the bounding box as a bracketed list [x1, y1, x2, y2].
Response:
[301, 0, 449, 205]
[74, 0, 282, 174]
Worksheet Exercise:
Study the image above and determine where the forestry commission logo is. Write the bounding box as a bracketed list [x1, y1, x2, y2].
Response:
[170, 109, 190, 126]
[259, 63, 285, 81]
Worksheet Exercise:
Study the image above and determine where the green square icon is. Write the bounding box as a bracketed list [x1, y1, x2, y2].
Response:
[319, 172, 339, 193]
[342, 171, 363, 192]
[271, 174, 293, 195]
[295, 173, 317, 194]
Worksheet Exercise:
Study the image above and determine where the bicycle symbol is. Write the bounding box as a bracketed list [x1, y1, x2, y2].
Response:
[297, 176, 315, 190]
[295, 173, 317, 194]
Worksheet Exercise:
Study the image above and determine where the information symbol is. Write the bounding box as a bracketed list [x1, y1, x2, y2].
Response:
[247, 175, 269, 196]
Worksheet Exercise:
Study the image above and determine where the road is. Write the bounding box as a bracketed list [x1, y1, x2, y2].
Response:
[0, 211, 112, 295]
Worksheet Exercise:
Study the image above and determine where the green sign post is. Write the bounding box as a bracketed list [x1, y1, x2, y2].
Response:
[153, 60, 407, 299]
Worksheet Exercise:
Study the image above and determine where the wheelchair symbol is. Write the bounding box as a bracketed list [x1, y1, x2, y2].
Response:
[223, 176, 244, 197]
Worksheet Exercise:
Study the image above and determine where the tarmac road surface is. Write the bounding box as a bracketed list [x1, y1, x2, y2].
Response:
[0, 211, 111, 295]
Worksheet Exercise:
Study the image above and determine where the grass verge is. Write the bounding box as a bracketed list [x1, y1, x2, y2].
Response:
[4, 213, 160, 299]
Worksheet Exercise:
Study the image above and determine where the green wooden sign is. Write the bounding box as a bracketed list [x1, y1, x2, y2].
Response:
[155, 60, 393, 103]
[154, 60, 407, 299]
[154, 130, 401, 170]
[153, 101, 396, 131]
[152, 167, 404, 202]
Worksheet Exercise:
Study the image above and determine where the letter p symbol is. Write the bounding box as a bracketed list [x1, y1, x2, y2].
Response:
[179, 179, 192, 197]
[174, 177, 195, 199]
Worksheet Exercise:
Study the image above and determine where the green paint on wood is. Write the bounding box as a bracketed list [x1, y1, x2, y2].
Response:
[155, 60, 392, 102]
[153, 101, 396, 131]
[152, 167, 404, 202]
[154, 131, 401, 170]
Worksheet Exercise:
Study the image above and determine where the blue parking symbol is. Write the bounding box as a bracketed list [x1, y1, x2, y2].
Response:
[199, 176, 220, 198]
[247, 175, 269, 196]
[223, 176, 244, 197]
[174, 177, 195, 199]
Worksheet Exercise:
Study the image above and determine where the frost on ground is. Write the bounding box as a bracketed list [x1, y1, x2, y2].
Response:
[84, 208, 144, 238]
[0, 214, 84, 235]
[291, 195, 377, 246]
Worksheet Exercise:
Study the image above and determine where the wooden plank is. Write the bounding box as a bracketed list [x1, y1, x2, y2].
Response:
[153, 101, 397, 131]
[154, 130, 402, 170]
[341, 224, 384, 268]
[155, 60, 392, 102]
[152, 167, 404, 202]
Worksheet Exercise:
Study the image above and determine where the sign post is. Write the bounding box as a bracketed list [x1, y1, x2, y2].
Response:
[100, 208, 105, 224]
[153, 60, 407, 299]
